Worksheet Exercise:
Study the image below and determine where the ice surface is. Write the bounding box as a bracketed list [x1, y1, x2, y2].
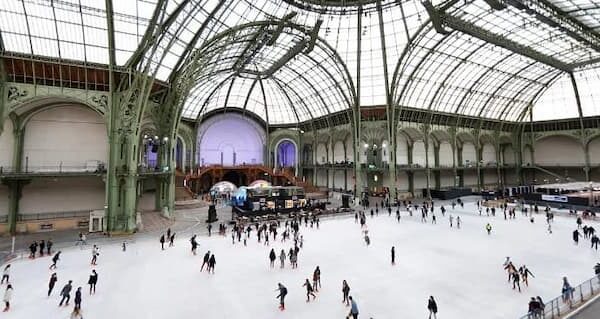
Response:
[2, 201, 600, 319]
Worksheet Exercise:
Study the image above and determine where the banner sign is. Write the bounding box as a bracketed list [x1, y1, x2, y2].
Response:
[541, 194, 568, 203]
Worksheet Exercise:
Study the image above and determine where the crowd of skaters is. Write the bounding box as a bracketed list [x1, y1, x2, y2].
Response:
[2, 194, 600, 318]
[1, 234, 102, 319]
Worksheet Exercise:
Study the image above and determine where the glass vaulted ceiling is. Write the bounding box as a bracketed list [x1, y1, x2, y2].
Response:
[0, 0, 600, 124]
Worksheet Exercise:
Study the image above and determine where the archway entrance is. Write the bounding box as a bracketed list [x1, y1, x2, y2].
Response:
[276, 140, 296, 169]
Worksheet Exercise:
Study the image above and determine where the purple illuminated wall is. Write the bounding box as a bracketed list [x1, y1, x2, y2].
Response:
[198, 115, 264, 166]
[277, 140, 296, 168]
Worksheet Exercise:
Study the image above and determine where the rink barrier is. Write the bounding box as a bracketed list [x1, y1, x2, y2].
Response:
[519, 276, 600, 319]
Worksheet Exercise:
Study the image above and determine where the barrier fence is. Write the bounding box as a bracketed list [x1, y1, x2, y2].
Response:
[519, 276, 600, 319]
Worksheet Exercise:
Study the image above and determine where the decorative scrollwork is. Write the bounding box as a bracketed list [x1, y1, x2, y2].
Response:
[7, 86, 28, 102]
[91, 95, 108, 113]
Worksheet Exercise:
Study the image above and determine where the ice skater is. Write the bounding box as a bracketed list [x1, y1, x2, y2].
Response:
[592, 234, 599, 250]
[190, 235, 198, 255]
[59, 280, 73, 306]
[391, 246, 396, 265]
[303, 279, 316, 302]
[90, 245, 99, 265]
[2, 284, 12, 312]
[49, 251, 61, 270]
[39, 240, 45, 257]
[486, 223, 492, 235]
[512, 271, 521, 292]
[201, 251, 210, 271]
[74, 287, 82, 310]
[428, 296, 438, 319]
[1, 265, 10, 284]
[160, 234, 165, 250]
[342, 280, 350, 306]
[88, 270, 98, 295]
[48, 273, 58, 296]
[348, 296, 359, 319]
[279, 249, 286, 268]
[562, 277, 573, 307]
[208, 254, 216, 274]
[269, 249, 276, 268]
[573, 229, 581, 245]
[457, 216, 461, 229]
[313, 266, 321, 292]
[276, 283, 287, 310]
[519, 265, 534, 286]
[47, 239, 53, 255]
[169, 233, 176, 247]
[449, 215, 454, 228]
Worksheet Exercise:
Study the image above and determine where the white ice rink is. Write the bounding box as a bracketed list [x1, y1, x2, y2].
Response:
[2, 201, 600, 319]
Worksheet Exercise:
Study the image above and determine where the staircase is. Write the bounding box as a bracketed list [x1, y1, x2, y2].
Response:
[527, 165, 571, 182]
[175, 169, 194, 201]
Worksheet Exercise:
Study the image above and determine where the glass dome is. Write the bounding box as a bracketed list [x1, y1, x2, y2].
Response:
[1, 0, 599, 124]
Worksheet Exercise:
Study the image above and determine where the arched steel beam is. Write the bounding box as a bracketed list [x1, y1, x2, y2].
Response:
[496, 68, 561, 121]
[474, 61, 538, 119]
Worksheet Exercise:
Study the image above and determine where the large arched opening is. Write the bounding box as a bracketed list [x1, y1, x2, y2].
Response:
[197, 113, 266, 167]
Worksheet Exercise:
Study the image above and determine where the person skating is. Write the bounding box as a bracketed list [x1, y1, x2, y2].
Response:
[59, 280, 73, 306]
[48, 273, 58, 297]
[449, 215, 453, 228]
[391, 246, 396, 265]
[396, 210, 401, 222]
[279, 249, 286, 268]
[303, 279, 316, 302]
[486, 223, 492, 235]
[276, 283, 287, 310]
[1, 265, 10, 284]
[208, 254, 216, 274]
[457, 216, 461, 229]
[88, 270, 98, 295]
[428, 296, 438, 319]
[592, 234, 599, 250]
[595, 263, 600, 280]
[74, 287, 82, 310]
[49, 251, 61, 270]
[573, 229, 581, 245]
[39, 240, 45, 257]
[432, 214, 437, 224]
[190, 235, 198, 255]
[512, 271, 521, 292]
[207, 224, 212, 236]
[90, 245, 99, 265]
[348, 296, 359, 319]
[169, 233, 176, 247]
[290, 250, 298, 268]
[201, 251, 210, 271]
[166, 228, 171, 241]
[47, 239, 53, 255]
[160, 234, 165, 250]
[29, 242, 37, 259]
[269, 249, 276, 268]
[520, 265, 535, 286]
[2, 284, 12, 312]
[313, 266, 321, 292]
[562, 277, 573, 307]
[342, 280, 350, 305]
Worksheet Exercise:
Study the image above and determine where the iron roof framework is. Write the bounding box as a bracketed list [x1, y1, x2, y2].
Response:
[0, 0, 599, 130]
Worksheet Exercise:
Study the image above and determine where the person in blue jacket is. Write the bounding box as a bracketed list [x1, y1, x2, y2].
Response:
[347, 296, 359, 319]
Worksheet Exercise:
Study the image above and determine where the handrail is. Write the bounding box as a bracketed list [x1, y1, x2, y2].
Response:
[519, 276, 600, 319]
